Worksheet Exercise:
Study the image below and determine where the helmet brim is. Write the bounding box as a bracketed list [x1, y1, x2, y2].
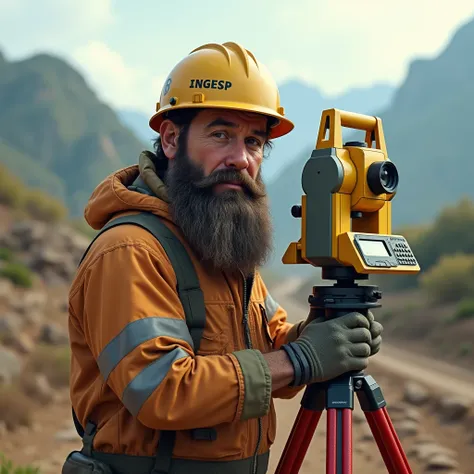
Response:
[149, 101, 294, 139]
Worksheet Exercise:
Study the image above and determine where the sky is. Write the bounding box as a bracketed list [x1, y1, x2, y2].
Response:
[1, 0, 474, 117]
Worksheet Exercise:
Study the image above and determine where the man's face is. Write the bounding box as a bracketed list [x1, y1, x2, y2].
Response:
[184, 109, 268, 189]
[164, 109, 274, 276]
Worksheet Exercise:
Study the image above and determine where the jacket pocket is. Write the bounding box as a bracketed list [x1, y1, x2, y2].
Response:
[197, 330, 230, 355]
[196, 303, 233, 356]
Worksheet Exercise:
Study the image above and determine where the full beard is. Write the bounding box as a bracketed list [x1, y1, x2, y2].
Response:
[165, 149, 274, 277]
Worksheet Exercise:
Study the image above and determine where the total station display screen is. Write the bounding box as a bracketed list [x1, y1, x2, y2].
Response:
[358, 239, 390, 257]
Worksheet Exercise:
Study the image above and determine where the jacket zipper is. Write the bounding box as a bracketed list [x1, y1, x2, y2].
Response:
[242, 273, 262, 474]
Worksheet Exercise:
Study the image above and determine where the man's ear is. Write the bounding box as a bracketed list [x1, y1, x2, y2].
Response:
[159, 120, 180, 160]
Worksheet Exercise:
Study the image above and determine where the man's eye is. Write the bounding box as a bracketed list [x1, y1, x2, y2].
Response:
[212, 132, 227, 139]
[247, 137, 262, 147]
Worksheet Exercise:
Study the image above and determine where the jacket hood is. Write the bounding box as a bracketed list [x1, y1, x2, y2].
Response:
[84, 153, 172, 230]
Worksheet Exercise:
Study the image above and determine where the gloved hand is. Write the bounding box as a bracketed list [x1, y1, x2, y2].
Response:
[291, 309, 384, 356]
[281, 312, 372, 386]
[366, 310, 383, 356]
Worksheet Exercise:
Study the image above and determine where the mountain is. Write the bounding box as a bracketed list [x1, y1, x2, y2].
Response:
[266, 15, 474, 276]
[261, 80, 395, 182]
[0, 49, 146, 216]
[118, 109, 156, 145]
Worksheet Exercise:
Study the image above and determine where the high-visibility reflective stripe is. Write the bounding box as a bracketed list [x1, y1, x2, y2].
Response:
[122, 347, 189, 416]
[264, 293, 279, 321]
[97, 317, 193, 381]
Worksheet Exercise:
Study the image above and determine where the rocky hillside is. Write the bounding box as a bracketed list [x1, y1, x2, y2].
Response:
[0, 213, 89, 438]
[0, 49, 146, 217]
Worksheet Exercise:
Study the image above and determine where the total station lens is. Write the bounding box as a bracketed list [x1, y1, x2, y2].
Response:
[367, 161, 399, 195]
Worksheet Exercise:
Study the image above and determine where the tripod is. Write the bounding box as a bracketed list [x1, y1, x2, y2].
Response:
[275, 266, 412, 474]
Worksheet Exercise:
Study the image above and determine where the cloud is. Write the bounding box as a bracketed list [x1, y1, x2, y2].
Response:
[72, 41, 144, 108]
[71, 41, 167, 115]
[272, 0, 474, 94]
[0, 0, 114, 58]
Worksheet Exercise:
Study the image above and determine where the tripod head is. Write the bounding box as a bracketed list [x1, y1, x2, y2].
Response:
[282, 108, 420, 281]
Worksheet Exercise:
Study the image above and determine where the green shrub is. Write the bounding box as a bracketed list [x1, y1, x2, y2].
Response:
[420, 253, 474, 304]
[0, 248, 13, 262]
[415, 197, 474, 270]
[0, 262, 34, 288]
[0, 164, 68, 223]
[22, 189, 68, 223]
[452, 298, 474, 321]
[459, 343, 472, 356]
[0, 453, 40, 473]
[0, 166, 25, 209]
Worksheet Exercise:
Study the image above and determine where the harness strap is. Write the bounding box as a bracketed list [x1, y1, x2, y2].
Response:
[82, 421, 98, 457]
[151, 431, 176, 474]
[74, 210, 208, 472]
[78, 212, 206, 352]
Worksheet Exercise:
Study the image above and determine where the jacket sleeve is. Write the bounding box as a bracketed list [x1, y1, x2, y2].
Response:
[258, 275, 307, 399]
[81, 240, 271, 430]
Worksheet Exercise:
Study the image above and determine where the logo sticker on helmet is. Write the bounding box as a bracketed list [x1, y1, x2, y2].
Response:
[163, 77, 172, 95]
[190, 79, 232, 90]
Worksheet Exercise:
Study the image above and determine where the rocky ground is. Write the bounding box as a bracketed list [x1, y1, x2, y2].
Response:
[0, 217, 90, 471]
[0, 216, 473, 473]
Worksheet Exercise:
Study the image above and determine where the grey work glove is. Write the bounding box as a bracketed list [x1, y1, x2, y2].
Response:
[366, 310, 383, 356]
[294, 309, 384, 356]
[281, 312, 372, 386]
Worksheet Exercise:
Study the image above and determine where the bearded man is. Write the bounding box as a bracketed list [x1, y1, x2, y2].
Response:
[64, 42, 383, 474]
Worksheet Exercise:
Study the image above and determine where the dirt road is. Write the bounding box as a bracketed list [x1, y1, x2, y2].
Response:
[1, 282, 473, 473]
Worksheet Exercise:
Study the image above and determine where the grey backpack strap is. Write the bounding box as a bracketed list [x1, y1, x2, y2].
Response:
[74, 211, 209, 473]
[79, 212, 205, 351]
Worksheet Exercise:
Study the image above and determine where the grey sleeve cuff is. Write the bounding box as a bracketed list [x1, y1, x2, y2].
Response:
[232, 349, 272, 420]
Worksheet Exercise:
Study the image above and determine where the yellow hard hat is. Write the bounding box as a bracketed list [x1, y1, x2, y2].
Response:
[149, 42, 294, 139]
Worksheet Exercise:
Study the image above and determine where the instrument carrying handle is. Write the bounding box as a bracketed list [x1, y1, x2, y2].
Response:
[316, 108, 387, 155]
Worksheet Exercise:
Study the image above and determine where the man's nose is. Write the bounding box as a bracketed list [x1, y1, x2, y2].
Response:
[224, 141, 249, 170]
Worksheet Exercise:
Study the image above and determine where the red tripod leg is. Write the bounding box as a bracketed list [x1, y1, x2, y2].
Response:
[276, 383, 326, 474]
[275, 407, 323, 474]
[356, 375, 413, 474]
[364, 410, 396, 472]
[326, 409, 337, 474]
[327, 409, 353, 474]
[342, 408, 352, 474]
[292, 410, 323, 472]
[381, 407, 412, 469]
[365, 408, 412, 474]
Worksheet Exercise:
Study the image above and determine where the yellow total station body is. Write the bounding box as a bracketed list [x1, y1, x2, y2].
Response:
[283, 108, 420, 276]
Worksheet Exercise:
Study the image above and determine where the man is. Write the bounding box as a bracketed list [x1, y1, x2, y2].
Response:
[66, 42, 383, 474]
